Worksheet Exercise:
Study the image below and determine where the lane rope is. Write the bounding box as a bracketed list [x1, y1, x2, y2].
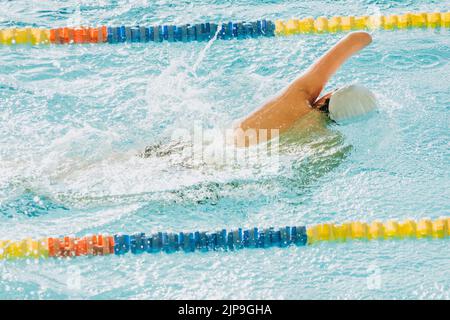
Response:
[276, 11, 449, 35]
[0, 12, 448, 45]
[0, 217, 448, 260]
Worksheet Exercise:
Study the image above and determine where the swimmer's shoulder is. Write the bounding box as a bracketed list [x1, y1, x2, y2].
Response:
[280, 110, 331, 144]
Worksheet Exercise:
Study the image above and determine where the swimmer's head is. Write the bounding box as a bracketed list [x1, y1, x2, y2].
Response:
[314, 84, 378, 122]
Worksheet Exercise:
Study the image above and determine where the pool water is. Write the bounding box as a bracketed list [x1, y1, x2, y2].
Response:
[1, 0, 449, 299]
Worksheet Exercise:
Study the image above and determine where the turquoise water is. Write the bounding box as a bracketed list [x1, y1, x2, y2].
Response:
[1, 0, 449, 299]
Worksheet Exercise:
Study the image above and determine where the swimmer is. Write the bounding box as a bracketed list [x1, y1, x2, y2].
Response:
[142, 31, 377, 158]
[234, 31, 378, 147]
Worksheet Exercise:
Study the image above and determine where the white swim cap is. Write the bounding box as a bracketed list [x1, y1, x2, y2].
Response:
[328, 84, 378, 122]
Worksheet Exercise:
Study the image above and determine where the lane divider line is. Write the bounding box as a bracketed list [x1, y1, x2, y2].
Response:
[0, 217, 448, 260]
[0, 12, 448, 45]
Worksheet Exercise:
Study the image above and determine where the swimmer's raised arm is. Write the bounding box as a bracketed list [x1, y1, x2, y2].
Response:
[294, 31, 373, 102]
[234, 32, 373, 146]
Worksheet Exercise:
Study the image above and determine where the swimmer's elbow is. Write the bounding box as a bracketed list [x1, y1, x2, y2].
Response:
[346, 31, 372, 47]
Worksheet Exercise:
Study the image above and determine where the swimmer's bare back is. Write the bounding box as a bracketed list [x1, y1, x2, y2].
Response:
[234, 31, 373, 147]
